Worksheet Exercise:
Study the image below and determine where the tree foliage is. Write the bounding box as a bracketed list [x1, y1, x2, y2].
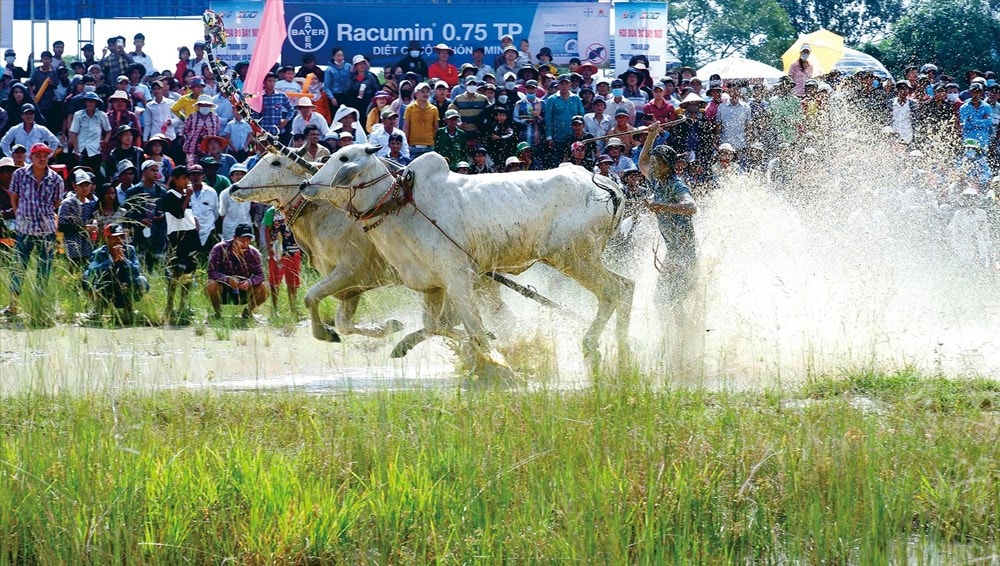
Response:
[879, 0, 1000, 78]
[775, 0, 904, 44]
[668, 0, 796, 67]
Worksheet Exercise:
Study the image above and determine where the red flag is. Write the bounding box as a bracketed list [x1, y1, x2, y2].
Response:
[244, 0, 287, 113]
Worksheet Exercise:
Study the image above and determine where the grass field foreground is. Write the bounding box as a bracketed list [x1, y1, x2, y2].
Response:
[2, 371, 999, 563]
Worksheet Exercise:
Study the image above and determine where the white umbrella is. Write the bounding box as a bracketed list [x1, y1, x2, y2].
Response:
[832, 47, 893, 80]
[697, 54, 785, 81]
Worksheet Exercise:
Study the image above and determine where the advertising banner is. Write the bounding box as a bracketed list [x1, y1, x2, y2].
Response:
[210, 1, 613, 70]
[612, 2, 669, 76]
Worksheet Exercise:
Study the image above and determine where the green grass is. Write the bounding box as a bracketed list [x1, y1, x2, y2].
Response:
[2, 372, 999, 563]
[0, 251, 367, 330]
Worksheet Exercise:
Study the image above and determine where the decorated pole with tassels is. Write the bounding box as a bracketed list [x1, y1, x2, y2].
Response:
[201, 10, 320, 175]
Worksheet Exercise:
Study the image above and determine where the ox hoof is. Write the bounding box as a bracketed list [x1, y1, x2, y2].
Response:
[313, 325, 341, 342]
[391, 329, 430, 358]
[471, 349, 516, 382]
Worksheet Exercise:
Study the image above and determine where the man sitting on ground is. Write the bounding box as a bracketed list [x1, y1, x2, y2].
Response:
[205, 222, 267, 322]
[83, 223, 149, 323]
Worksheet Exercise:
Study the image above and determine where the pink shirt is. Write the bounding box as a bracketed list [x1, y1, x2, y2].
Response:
[789, 60, 814, 96]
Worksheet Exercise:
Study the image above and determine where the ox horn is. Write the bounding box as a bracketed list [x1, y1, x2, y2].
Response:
[365, 144, 382, 155]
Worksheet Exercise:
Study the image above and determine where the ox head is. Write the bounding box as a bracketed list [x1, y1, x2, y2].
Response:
[229, 145, 319, 205]
[301, 144, 383, 204]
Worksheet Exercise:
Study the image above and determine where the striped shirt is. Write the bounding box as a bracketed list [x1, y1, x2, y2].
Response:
[10, 165, 64, 236]
[182, 112, 221, 157]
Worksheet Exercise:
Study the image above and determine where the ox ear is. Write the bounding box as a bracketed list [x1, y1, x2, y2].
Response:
[365, 144, 382, 155]
[378, 157, 403, 175]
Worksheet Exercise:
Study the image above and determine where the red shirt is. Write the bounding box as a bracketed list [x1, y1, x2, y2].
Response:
[428, 63, 459, 88]
[644, 99, 676, 124]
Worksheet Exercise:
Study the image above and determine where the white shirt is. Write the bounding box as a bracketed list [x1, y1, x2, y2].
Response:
[584, 112, 613, 152]
[368, 125, 409, 158]
[143, 98, 178, 140]
[130, 53, 155, 76]
[189, 185, 219, 245]
[890, 98, 914, 144]
[0, 122, 59, 156]
[69, 109, 112, 155]
[275, 80, 301, 95]
[165, 188, 197, 234]
[218, 187, 253, 240]
[717, 99, 751, 149]
[291, 112, 330, 136]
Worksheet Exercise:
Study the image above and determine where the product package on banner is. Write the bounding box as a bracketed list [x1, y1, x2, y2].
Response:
[209, 1, 615, 69]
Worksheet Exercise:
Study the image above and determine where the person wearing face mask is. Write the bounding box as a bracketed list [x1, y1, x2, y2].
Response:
[181, 95, 220, 166]
[396, 41, 429, 81]
[449, 76, 489, 137]
[3, 50, 28, 82]
[789, 45, 813, 97]
[513, 80, 545, 146]
[605, 79, 636, 127]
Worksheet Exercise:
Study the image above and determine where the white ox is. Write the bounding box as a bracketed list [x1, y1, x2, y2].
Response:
[229, 147, 402, 342]
[301, 146, 635, 371]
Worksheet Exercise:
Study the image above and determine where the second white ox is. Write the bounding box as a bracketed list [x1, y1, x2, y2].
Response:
[301, 146, 635, 370]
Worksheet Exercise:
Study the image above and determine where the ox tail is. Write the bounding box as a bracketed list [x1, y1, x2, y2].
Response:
[590, 172, 626, 227]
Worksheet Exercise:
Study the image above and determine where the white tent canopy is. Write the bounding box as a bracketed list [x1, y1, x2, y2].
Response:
[696, 54, 785, 81]
[832, 47, 893, 79]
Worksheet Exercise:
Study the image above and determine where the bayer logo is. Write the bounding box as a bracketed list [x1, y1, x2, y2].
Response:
[287, 13, 329, 53]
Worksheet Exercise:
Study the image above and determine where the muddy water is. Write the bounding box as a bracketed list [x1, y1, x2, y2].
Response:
[0, 319, 464, 396]
[4, 139, 1000, 395]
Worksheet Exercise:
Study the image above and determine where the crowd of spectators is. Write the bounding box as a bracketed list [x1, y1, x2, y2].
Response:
[0, 31, 997, 321]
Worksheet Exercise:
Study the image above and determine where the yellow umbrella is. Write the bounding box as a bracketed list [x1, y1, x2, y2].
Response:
[782, 28, 845, 77]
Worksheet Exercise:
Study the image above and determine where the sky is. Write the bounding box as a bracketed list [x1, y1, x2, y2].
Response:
[11, 18, 206, 74]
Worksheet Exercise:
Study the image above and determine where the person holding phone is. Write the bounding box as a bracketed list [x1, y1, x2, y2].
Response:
[100, 36, 135, 85]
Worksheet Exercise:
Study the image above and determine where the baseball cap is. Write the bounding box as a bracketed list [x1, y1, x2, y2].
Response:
[234, 223, 254, 238]
[434, 80, 449, 89]
[20, 103, 36, 114]
[571, 115, 584, 124]
[189, 77, 206, 87]
[380, 108, 398, 119]
[141, 159, 160, 172]
[455, 161, 471, 169]
[615, 108, 630, 117]
[29, 143, 52, 155]
[352, 54, 368, 65]
[444, 108, 461, 120]
[73, 169, 93, 184]
[104, 224, 126, 238]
